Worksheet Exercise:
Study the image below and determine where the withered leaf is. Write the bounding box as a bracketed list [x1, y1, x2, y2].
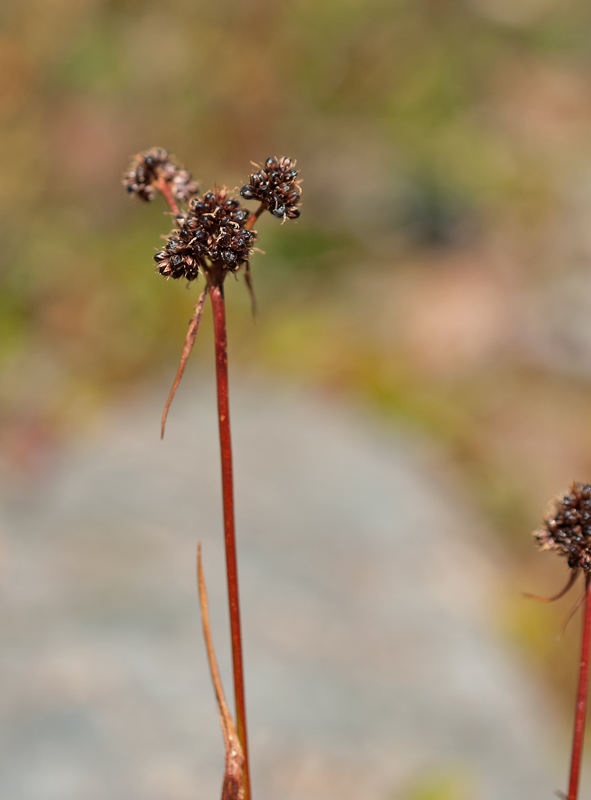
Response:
[161, 290, 207, 439]
[197, 544, 245, 800]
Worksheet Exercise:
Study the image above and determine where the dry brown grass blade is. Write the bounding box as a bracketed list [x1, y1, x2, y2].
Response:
[197, 544, 245, 800]
[559, 587, 588, 641]
[244, 264, 257, 320]
[523, 569, 580, 603]
[161, 290, 207, 439]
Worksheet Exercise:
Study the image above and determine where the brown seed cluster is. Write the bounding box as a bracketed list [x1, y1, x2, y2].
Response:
[124, 149, 301, 285]
[240, 157, 301, 220]
[535, 482, 591, 571]
[123, 148, 198, 203]
[154, 189, 256, 281]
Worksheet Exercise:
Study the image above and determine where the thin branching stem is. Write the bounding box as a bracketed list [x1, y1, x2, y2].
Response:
[209, 281, 251, 800]
[156, 176, 181, 216]
[245, 202, 265, 231]
[568, 573, 591, 800]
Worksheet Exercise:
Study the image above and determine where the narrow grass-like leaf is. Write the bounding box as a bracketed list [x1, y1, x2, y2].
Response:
[197, 544, 245, 800]
[161, 289, 207, 439]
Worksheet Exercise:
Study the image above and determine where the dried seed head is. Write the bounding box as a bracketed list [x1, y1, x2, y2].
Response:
[154, 188, 257, 281]
[123, 147, 198, 203]
[535, 482, 591, 571]
[240, 156, 301, 220]
[170, 169, 199, 202]
[154, 218, 202, 281]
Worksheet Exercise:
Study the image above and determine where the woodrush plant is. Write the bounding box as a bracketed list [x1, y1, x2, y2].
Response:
[123, 148, 302, 800]
[530, 482, 591, 800]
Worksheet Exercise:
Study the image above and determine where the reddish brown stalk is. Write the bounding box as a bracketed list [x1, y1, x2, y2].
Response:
[245, 202, 265, 231]
[209, 281, 251, 800]
[156, 175, 181, 216]
[567, 573, 591, 800]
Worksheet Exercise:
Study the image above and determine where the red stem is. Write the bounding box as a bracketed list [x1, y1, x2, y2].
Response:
[156, 176, 181, 216]
[568, 573, 591, 800]
[209, 282, 251, 800]
[245, 202, 265, 230]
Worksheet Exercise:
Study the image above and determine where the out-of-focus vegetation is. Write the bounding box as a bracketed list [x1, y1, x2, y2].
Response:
[401, 769, 470, 800]
[3, 0, 591, 706]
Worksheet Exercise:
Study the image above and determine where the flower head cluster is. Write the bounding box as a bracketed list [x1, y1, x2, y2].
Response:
[240, 157, 301, 220]
[535, 482, 591, 571]
[154, 189, 256, 281]
[123, 148, 198, 203]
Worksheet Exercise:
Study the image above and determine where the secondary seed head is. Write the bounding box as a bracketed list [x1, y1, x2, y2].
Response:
[240, 157, 301, 220]
[123, 147, 198, 203]
[535, 482, 591, 571]
[154, 188, 257, 281]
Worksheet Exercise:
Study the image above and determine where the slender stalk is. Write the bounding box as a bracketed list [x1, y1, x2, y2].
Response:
[156, 176, 181, 216]
[209, 281, 251, 800]
[245, 202, 265, 231]
[568, 573, 591, 800]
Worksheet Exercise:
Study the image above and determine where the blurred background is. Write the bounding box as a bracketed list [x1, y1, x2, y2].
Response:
[3, 0, 591, 797]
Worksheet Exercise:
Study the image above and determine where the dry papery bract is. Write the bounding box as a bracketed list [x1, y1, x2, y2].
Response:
[198, 545, 245, 800]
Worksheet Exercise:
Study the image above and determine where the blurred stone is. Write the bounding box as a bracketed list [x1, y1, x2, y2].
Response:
[0, 378, 565, 799]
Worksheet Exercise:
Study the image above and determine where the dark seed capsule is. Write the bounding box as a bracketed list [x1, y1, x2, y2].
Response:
[535, 483, 591, 572]
[222, 250, 237, 265]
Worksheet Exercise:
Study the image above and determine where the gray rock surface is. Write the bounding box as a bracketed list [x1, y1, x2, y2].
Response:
[0, 376, 567, 799]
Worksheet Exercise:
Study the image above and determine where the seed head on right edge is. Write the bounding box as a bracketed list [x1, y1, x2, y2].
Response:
[535, 482, 591, 572]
